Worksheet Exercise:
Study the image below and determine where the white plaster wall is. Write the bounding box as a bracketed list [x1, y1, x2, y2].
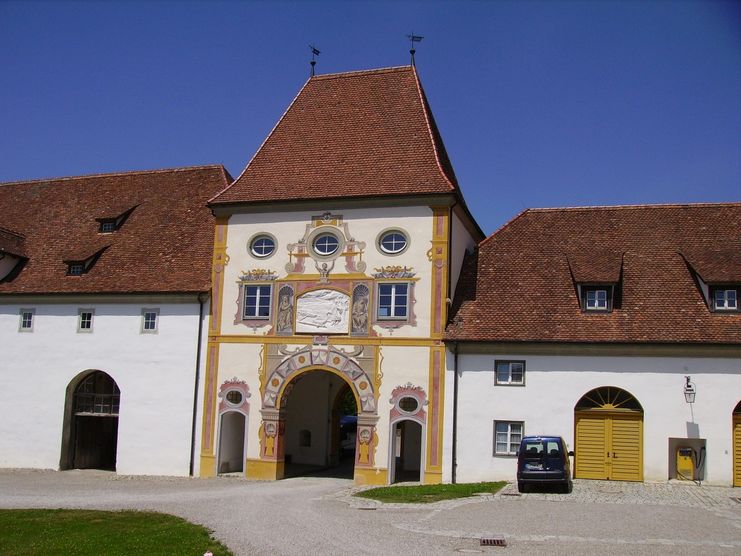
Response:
[452, 351, 741, 485]
[216, 342, 262, 461]
[377, 346, 431, 476]
[0, 299, 206, 476]
[449, 212, 477, 298]
[221, 206, 435, 338]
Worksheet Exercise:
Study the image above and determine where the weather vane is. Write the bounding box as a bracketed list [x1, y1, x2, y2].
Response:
[309, 44, 321, 77]
[407, 33, 423, 66]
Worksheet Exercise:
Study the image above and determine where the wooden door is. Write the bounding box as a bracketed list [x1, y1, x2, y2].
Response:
[734, 413, 740, 487]
[575, 411, 642, 481]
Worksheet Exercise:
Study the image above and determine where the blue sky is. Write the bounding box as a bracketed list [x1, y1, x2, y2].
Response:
[1, 0, 739, 234]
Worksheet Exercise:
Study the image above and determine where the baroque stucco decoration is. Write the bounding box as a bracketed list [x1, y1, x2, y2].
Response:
[285, 213, 366, 281]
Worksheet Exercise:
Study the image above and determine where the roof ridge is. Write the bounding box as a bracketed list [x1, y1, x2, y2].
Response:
[310, 66, 412, 81]
[0, 164, 229, 187]
[527, 201, 741, 213]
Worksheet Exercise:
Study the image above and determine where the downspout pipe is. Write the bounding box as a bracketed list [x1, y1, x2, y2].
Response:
[189, 292, 207, 476]
[452, 341, 459, 484]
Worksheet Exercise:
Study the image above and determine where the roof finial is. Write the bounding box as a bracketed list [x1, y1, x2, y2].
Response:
[407, 33, 423, 67]
[309, 44, 321, 77]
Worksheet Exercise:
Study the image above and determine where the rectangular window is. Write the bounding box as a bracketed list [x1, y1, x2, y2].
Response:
[495, 361, 525, 385]
[713, 288, 738, 311]
[99, 220, 116, 233]
[68, 263, 84, 276]
[78, 309, 94, 333]
[19, 309, 35, 332]
[141, 308, 159, 333]
[581, 285, 612, 311]
[494, 421, 523, 456]
[244, 284, 272, 319]
[377, 283, 408, 319]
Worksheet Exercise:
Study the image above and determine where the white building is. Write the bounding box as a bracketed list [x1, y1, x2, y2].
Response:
[0, 166, 230, 476]
[445, 204, 741, 486]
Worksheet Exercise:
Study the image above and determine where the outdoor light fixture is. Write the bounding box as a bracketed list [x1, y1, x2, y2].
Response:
[683, 375, 696, 404]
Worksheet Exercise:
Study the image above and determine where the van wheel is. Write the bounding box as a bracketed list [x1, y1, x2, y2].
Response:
[562, 481, 573, 494]
[517, 481, 527, 493]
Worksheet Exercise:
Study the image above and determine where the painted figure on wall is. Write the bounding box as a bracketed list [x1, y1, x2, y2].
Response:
[276, 286, 294, 334]
[352, 285, 370, 334]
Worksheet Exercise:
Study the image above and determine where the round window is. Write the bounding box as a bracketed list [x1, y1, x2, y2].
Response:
[379, 231, 408, 254]
[250, 235, 275, 258]
[226, 390, 243, 405]
[398, 396, 419, 413]
[313, 233, 340, 256]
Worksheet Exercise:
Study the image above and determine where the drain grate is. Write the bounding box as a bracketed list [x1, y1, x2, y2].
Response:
[480, 538, 507, 547]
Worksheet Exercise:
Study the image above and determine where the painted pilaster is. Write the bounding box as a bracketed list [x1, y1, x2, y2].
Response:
[199, 216, 229, 477]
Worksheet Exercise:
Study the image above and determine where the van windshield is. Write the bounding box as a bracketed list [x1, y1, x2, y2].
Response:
[521, 440, 561, 458]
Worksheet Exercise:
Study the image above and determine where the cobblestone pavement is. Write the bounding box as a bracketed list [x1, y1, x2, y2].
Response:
[1, 470, 740, 555]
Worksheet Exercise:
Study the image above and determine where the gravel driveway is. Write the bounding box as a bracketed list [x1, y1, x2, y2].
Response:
[1, 469, 740, 555]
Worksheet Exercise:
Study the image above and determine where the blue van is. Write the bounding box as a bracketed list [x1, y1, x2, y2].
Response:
[517, 436, 573, 493]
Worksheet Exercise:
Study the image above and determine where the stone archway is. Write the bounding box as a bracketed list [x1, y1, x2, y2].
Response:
[252, 344, 378, 482]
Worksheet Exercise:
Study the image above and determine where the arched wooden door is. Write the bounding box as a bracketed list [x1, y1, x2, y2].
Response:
[574, 387, 643, 482]
[734, 401, 741, 487]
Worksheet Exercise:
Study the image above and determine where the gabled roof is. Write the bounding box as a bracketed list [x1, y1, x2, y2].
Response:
[0, 165, 232, 295]
[447, 203, 741, 345]
[211, 66, 459, 206]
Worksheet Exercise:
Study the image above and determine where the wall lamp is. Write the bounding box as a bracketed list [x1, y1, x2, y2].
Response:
[683, 375, 696, 404]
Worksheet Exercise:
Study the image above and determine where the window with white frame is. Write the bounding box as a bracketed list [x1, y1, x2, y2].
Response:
[141, 309, 159, 333]
[244, 284, 272, 319]
[494, 421, 523, 455]
[713, 287, 738, 311]
[78, 309, 94, 332]
[68, 263, 84, 276]
[377, 283, 408, 319]
[581, 285, 612, 311]
[495, 361, 525, 385]
[19, 309, 35, 332]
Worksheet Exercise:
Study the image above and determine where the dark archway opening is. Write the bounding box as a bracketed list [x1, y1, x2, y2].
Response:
[392, 420, 422, 483]
[61, 371, 120, 471]
[282, 371, 357, 479]
[218, 411, 246, 474]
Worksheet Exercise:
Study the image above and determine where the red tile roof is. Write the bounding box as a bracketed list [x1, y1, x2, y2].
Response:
[0, 165, 231, 295]
[447, 203, 741, 345]
[211, 66, 459, 205]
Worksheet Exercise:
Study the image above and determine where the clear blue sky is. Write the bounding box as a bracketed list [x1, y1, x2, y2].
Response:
[1, 0, 739, 234]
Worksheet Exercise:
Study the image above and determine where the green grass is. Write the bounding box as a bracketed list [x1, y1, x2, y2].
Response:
[354, 481, 507, 503]
[0, 509, 233, 556]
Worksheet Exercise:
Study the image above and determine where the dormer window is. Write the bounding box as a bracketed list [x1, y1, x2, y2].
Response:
[67, 263, 84, 276]
[712, 287, 738, 311]
[580, 285, 613, 312]
[99, 220, 116, 233]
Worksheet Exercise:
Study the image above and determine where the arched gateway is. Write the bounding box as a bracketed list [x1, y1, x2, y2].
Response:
[249, 344, 378, 481]
[574, 386, 644, 482]
[60, 370, 120, 471]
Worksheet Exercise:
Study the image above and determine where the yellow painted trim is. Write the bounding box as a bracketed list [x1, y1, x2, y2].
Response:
[428, 207, 450, 339]
[200, 454, 216, 478]
[425, 345, 446, 474]
[354, 467, 389, 486]
[281, 273, 369, 281]
[733, 414, 740, 487]
[423, 470, 442, 485]
[246, 458, 285, 481]
[213, 335, 441, 347]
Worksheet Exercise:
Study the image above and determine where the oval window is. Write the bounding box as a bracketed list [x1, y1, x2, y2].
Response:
[398, 396, 419, 413]
[313, 233, 340, 256]
[226, 390, 243, 405]
[379, 231, 408, 254]
[250, 235, 275, 258]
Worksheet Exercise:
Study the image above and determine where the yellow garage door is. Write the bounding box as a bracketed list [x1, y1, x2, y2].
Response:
[734, 414, 740, 487]
[575, 412, 643, 482]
